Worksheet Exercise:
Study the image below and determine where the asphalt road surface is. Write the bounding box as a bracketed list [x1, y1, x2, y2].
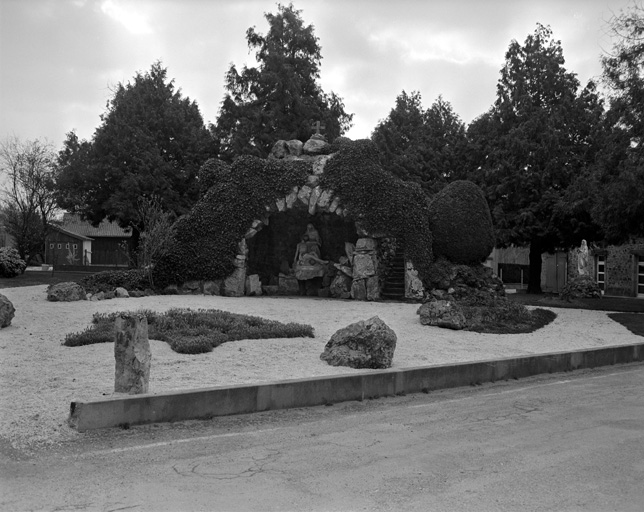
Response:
[3, 363, 644, 512]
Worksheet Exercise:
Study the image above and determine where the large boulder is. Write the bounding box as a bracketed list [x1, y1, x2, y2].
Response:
[417, 300, 467, 330]
[428, 180, 494, 264]
[0, 293, 15, 328]
[320, 316, 397, 369]
[46, 282, 86, 302]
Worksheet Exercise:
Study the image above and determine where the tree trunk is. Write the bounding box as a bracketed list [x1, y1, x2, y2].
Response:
[527, 238, 543, 294]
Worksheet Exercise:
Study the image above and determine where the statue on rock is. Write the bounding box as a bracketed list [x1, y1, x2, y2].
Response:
[293, 223, 328, 281]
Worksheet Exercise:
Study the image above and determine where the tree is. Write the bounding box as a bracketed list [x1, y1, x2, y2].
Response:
[0, 137, 58, 264]
[135, 195, 176, 288]
[55, 62, 215, 244]
[590, 3, 644, 241]
[372, 92, 468, 195]
[469, 24, 603, 293]
[212, 3, 353, 161]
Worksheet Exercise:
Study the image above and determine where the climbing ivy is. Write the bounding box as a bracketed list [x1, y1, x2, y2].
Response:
[153, 156, 312, 287]
[320, 139, 434, 284]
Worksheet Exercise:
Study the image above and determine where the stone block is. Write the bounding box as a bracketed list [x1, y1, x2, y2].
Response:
[297, 185, 312, 205]
[46, 282, 86, 302]
[203, 280, 223, 295]
[308, 186, 321, 214]
[286, 187, 299, 209]
[278, 274, 300, 295]
[115, 287, 130, 298]
[317, 189, 333, 210]
[352, 253, 376, 279]
[366, 276, 380, 301]
[355, 237, 377, 253]
[114, 314, 150, 395]
[245, 274, 263, 296]
[223, 267, 246, 297]
[351, 279, 367, 300]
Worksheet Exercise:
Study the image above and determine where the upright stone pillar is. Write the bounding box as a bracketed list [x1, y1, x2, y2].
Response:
[114, 314, 150, 394]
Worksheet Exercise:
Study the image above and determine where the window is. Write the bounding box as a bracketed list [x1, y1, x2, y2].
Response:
[49, 243, 54, 249]
[57, 244, 61, 250]
[595, 254, 605, 292]
[638, 257, 644, 298]
[73, 244, 77, 249]
[65, 243, 69, 249]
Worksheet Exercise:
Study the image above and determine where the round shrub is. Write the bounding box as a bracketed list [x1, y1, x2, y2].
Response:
[428, 180, 494, 264]
[0, 247, 27, 278]
[169, 335, 213, 354]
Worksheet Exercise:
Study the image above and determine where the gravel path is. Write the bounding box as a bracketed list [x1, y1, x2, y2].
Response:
[0, 285, 640, 452]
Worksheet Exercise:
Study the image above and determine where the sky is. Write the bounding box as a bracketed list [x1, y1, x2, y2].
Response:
[0, 0, 637, 151]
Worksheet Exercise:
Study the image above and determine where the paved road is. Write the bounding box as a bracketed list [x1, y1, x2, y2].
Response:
[3, 363, 644, 511]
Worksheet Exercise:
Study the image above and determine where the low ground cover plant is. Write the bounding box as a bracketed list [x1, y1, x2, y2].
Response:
[63, 307, 314, 354]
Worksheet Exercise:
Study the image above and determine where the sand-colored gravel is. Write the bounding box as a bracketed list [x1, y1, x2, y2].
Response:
[0, 285, 640, 451]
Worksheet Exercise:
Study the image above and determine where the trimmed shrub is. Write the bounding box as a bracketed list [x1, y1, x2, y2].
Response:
[0, 247, 27, 278]
[170, 335, 213, 354]
[78, 269, 149, 294]
[428, 180, 494, 264]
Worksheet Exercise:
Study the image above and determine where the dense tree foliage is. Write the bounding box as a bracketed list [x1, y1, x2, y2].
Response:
[372, 91, 468, 195]
[55, 62, 215, 239]
[590, 4, 644, 242]
[468, 25, 603, 292]
[0, 137, 58, 263]
[212, 3, 353, 161]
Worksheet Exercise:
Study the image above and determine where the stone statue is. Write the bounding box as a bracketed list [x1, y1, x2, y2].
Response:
[577, 239, 589, 276]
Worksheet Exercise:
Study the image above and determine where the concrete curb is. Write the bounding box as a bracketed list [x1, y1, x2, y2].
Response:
[69, 342, 644, 432]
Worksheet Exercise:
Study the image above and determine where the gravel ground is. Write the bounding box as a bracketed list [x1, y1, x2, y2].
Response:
[0, 284, 640, 452]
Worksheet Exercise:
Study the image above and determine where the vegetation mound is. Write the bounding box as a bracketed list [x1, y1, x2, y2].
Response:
[63, 308, 315, 354]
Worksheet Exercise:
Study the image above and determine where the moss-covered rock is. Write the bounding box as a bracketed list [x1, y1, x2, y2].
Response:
[428, 180, 494, 264]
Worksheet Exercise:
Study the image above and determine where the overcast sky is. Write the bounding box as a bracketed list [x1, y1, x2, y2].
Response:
[0, 0, 636, 151]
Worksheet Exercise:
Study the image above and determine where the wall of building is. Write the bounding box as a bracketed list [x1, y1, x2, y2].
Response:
[46, 232, 86, 265]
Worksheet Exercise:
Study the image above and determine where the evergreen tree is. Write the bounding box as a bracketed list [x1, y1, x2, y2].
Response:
[469, 24, 603, 293]
[590, 4, 644, 241]
[372, 92, 467, 195]
[213, 3, 353, 161]
[55, 62, 215, 239]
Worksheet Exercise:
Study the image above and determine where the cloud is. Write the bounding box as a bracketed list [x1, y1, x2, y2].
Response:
[100, 0, 152, 35]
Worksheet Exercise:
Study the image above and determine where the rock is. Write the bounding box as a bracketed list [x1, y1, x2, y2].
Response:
[245, 274, 263, 296]
[351, 279, 367, 300]
[129, 290, 146, 298]
[115, 287, 129, 298]
[303, 134, 330, 155]
[0, 293, 15, 328]
[104, 290, 116, 300]
[352, 253, 376, 279]
[223, 267, 246, 297]
[46, 282, 86, 302]
[405, 261, 425, 299]
[417, 300, 467, 330]
[285, 139, 303, 156]
[278, 274, 299, 295]
[269, 140, 289, 159]
[182, 280, 201, 294]
[320, 316, 397, 369]
[355, 237, 378, 253]
[262, 285, 279, 296]
[92, 291, 105, 301]
[330, 273, 352, 298]
[203, 280, 222, 295]
[114, 314, 150, 394]
[366, 276, 380, 301]
[162, 284, 179, 295]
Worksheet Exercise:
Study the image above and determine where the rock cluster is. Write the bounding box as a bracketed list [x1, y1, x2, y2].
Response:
[46, 282, 86, 302]
[0, 293, 15, 328]
[417, 300, 467, 330]
[320, 316, 397, 369]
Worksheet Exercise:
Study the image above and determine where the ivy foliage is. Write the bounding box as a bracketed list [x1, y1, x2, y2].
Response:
[320, 139, 434, 285]
[153, 156, 312, 286]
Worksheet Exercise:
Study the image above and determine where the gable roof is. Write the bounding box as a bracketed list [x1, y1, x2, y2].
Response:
[59, 213, 132, 238]
[49, 225, 93, 241]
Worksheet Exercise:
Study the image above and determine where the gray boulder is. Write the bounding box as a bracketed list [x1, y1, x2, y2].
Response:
[46, 282, 86, 302]
[0, 293, 15, 328]
[115, 287, 129, 298]
[320, 316, 397, 369]
[417, 300, 467, 330]
[303, 134, 330, 155]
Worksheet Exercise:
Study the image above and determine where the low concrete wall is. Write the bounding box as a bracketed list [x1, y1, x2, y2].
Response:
[69, 342, 644, 432]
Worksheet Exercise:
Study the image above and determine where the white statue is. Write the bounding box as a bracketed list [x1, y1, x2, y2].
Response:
[577, 239, 589, 276]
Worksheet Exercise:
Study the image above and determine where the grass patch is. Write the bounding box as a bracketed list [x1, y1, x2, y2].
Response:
[608, 313, 644, 338]
[63, 308, 315, 354]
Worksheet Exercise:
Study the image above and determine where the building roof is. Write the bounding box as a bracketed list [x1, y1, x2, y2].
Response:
[59, 213, 132, 238]
[49, 225, 94, 241]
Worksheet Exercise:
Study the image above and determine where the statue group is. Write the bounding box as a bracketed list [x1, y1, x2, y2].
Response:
[293, 223, 328, 281]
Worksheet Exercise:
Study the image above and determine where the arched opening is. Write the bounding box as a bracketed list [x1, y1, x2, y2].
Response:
[246, 209, 358, 294]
